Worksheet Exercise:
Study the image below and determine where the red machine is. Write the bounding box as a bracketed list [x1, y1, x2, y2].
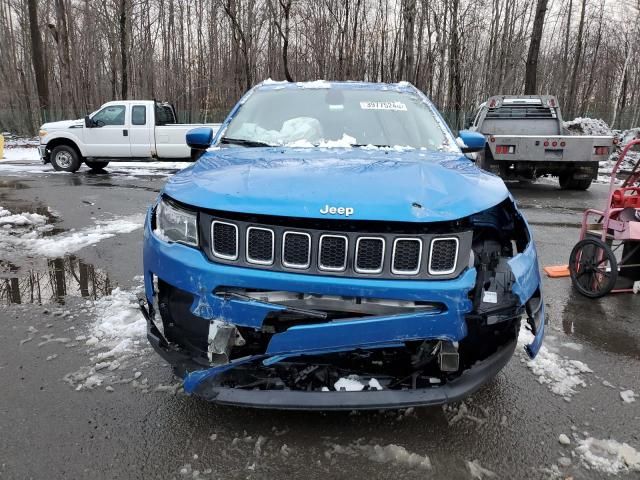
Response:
[569, 139, 640, 297]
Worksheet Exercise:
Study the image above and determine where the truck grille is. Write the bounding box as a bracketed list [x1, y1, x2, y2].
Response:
[202, 213, 470, 280]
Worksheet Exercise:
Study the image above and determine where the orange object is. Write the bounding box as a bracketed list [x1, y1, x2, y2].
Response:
[544, 265, 570, 278]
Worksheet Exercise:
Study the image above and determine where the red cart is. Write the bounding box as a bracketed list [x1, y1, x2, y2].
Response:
[569, 139, 640, 297]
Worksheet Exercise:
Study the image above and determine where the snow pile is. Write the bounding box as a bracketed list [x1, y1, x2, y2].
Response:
[518, 326, 592, 398]
[64, 284, 149, 392]
[327, 442, 431, 470]
[576, 437, 640, 474]
[0, 206, 47, 226]
[298, 79, 331, 89]
[620, 389, 637, 403]
[0, 211, 142, 258]
[89, 287, 146, 345]
[564, 117, 614, 136]
[29, 217, 141, 257]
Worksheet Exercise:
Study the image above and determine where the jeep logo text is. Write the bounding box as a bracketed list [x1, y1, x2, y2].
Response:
[320, 205, 354, 217]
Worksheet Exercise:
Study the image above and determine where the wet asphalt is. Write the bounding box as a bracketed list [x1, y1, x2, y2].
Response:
[0, 166, 639, 479]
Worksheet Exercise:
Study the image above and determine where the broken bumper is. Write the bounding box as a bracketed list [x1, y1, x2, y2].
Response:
[144, 324, 517, 410]
[142, 207, 544, 408]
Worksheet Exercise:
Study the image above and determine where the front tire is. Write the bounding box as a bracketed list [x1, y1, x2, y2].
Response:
[50, 145, 81, 172]
[85, 160, 110, 171]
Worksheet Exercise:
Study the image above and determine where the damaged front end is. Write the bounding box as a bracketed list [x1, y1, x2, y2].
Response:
[141, 196, 544, 410]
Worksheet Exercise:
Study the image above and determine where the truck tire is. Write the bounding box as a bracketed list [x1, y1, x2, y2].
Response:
[50, 145, 81, 172]
[85, 160, 110, 171]
[559, 174, 592, 191]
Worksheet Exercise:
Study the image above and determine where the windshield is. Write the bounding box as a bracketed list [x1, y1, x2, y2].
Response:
[221, 86, 453, 150]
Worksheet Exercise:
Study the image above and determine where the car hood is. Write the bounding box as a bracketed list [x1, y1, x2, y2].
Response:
[164, 148, 509, 222]
[41, 119, 83, 130]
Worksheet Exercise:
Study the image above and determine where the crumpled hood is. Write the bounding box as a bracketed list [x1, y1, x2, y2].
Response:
[41, 119, 83, 130]
[164, 148, 509, 222]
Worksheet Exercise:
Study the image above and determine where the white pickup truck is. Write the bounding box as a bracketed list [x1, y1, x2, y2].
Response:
[38, 100, 220, 172]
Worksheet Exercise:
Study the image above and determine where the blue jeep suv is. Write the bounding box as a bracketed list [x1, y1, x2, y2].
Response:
[140, 80, 545, 410]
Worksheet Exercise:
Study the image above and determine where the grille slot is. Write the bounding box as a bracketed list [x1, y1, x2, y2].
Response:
[429, 237, 459, 275]
[355, 237, 385, 274]
[246, 227, 274, 265]
[211, 221, 238, 260]
[282, 232, 311, 269]
[392, 238, 422, 275]
[318, 235, 348, 271]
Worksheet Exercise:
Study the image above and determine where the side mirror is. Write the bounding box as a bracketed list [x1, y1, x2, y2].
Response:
[84, 115, 93, 128]
[186, 127, 214, 161]
[457, 130, 486, 154]
[186, 127, 213, 150]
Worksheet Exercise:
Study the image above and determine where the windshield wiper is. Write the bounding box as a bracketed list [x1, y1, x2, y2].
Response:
[220, 137, 273, 147]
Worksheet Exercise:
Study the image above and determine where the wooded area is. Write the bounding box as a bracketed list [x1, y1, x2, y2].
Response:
[0, 0, 639, 135]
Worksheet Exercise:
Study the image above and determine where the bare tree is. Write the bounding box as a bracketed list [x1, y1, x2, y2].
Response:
[524, 0, 548, 94]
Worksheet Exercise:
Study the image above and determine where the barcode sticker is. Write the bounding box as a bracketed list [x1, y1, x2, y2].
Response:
[482, 291, 498, 304]
[360, 101, 407, 111]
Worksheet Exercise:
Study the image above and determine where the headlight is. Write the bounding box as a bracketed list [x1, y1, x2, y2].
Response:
[38, 130, 48, 138]
[154, 198, 198, 246]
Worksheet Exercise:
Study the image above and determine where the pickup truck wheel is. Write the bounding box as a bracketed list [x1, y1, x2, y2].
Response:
[559, 174, 592, 191]
[50, 145, 81, 172]
[85, 160, 110, 171]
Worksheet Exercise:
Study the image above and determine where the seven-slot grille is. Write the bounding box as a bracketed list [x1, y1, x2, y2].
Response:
[207, 217, 466, 279]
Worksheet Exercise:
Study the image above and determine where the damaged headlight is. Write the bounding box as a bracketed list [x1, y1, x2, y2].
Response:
[154, 198, 198, 246]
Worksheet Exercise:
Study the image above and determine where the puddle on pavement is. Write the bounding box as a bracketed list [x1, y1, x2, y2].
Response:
[0, 256, 114, 305]
[561, 290, 640, 359]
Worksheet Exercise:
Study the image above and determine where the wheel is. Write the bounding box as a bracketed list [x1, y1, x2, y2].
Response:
[569, 238, 618, 298]
[85, 160, 109, 171]
[477, 147, 492, 171]
[50, 145, 81, 172]
[559, 174, 592, 190]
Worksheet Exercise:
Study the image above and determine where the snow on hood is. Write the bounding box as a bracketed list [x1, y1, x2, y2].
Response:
[41, 119, 83, 130]
[163, 148, 509, 222]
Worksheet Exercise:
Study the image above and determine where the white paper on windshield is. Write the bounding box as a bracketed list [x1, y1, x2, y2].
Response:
[360, 101, 407, 111]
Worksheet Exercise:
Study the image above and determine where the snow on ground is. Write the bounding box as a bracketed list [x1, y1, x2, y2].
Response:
[575, 437, 640, 474]
[326, 442, 432, 470]
[0, 205, 142, 258]
[64, 283, 150, 392]
[620, 389, 637, 403]
[518, 324, 593, 399]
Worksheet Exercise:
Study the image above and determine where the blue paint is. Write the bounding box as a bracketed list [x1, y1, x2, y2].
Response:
[186, 127, 214, 150]
[458, 130, 486, 150]
[164, 149, 509, 223]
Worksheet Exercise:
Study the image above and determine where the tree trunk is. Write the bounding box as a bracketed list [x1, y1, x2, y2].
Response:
[524, 0, 548, 94]
[119, 0, 128, 99]
[26, 0, 49, 123]
[566, 0, 586, 118]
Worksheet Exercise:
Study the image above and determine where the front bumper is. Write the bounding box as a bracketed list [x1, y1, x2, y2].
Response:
[142, 207, 545, 408]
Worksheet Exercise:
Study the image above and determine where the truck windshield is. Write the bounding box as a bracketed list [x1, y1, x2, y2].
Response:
[222, 86, 452, 151]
